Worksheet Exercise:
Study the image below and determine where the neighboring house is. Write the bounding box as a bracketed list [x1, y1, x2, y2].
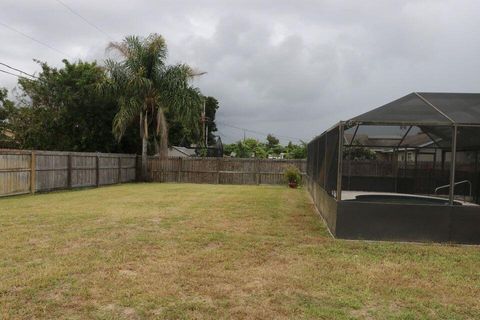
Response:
[268, 153, 285, 160]
[2, 129, 15, 139]
[344, 133, 403, 161]
[0, 129, 17, 148]
[166, 138, 224, 158]
[167, 146, 197, 158]
[344, 132, 470, 165]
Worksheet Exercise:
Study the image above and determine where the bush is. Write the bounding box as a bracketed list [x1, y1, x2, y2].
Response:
[284, 165, 302, 184]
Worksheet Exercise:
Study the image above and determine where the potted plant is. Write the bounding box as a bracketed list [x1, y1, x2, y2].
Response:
[284, 165, 301, 188]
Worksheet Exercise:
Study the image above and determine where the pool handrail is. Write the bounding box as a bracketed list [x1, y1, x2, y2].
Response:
[434, 180, 472, 201]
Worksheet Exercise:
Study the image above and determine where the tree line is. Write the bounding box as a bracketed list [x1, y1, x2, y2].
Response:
[0, 33, 306, 179]
[0, 34, 221, 179]
[224, 134, 306, 159]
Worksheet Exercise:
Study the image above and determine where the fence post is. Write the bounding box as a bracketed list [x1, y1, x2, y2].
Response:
[241, 159, 245, 185]
[255, 159, 260, 185]
[30, 150, 36, 194]
[96, 153, 100, 187]
[118, 156, 122, 183]
[216, 157, 221, 184]
[177, 158, 182, 183]
[67, 153, 72, 188]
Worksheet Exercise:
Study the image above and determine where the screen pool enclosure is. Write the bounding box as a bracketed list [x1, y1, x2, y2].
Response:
[307, 92, 480, 244]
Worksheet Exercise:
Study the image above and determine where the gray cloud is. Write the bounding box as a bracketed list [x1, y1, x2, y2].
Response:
[1, 0, 480, 143]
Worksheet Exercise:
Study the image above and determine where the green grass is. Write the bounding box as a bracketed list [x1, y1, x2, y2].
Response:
[0, 183, 479, 319]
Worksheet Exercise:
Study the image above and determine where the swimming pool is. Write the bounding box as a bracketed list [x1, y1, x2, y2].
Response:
[341, 191, 476, 206]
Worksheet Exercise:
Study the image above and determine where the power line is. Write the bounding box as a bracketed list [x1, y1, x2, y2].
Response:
[55, 0, 113, 41]
[0, 20, 72, 58]
[219, 121, 302, 141]
[0, 68, 31, 79]
[216, 130, 237, 142]
[217, 121, 304, 142]
[0, 62, 38, 79]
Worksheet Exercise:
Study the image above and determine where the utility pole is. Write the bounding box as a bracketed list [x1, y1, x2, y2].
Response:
[206, 123, 209, 147]
[201, 99, 206, 147]
[201, 98, 211, 148]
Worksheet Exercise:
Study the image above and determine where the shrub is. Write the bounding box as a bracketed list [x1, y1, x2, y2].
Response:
[284, 165, 302, 184]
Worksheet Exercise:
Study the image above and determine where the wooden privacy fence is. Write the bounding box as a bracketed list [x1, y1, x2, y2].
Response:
[0, 149, 136, 197]
[148, 157, 307, 185]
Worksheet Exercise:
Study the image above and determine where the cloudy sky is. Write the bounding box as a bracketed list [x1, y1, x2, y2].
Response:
[1, 0, 480, 143]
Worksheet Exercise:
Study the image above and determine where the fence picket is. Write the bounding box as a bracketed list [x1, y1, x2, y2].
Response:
[148, 157, 307, 185]
[0, 149, 137, 196]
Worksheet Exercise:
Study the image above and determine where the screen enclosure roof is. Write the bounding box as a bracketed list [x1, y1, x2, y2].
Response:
[348, 92, 480, 126]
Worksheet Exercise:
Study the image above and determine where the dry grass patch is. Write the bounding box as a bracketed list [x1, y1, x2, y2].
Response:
[0, 183, 479, 319]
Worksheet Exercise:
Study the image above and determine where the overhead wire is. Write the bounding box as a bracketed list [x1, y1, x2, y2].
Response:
[0, 0, 112, 80]
[217, 121, 304, 142]
[0, 20, 72, 58]
[54, 0, 114, 41]
[0, 68, 35, 80]
[1, 5, 304, 145]
[215, 130, 237, 142]
[0, 62, 38, 79]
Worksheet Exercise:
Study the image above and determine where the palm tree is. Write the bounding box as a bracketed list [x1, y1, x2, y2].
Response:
[102, 34, 203, 180]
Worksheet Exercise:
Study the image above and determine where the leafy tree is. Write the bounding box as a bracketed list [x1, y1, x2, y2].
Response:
[168, 95, 219, 147]
[242, 138, 268, 158]
[223, 143, 237, 157]
[265, 134, 285, 157]
[284, 141, 307, 159]
[224, 136, 306, 159]
[0, 88, 17, 148]
[167, 119, 196, 147]
[266, 134, 279, 149]
[234, 141, 252, 158]
[343, 141, 376, 160]
[205, 96, 219, 145]
[223, 139, 256, 158]
[102, 34, 203, 180]
[4, 60, 138, 152]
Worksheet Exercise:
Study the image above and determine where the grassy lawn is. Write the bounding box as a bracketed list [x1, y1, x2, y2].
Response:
[0, 183, 479, 319]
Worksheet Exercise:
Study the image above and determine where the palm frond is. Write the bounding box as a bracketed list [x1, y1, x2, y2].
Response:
[105, 33, 204, 155]
[106, 41, 129, 58]
[112, 96, 143, 140]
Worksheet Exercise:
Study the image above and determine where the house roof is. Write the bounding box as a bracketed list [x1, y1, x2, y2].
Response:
[349, 92, 480, 126]
[168, 146, 197, 157]
[345, 132, 434, 148]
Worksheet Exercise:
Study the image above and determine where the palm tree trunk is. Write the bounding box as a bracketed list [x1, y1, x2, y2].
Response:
[140, 111, 149, 181]
[157, 107, 169, 160]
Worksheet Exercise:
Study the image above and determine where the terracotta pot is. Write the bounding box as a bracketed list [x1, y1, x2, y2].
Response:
[288, 181, 298, 188]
